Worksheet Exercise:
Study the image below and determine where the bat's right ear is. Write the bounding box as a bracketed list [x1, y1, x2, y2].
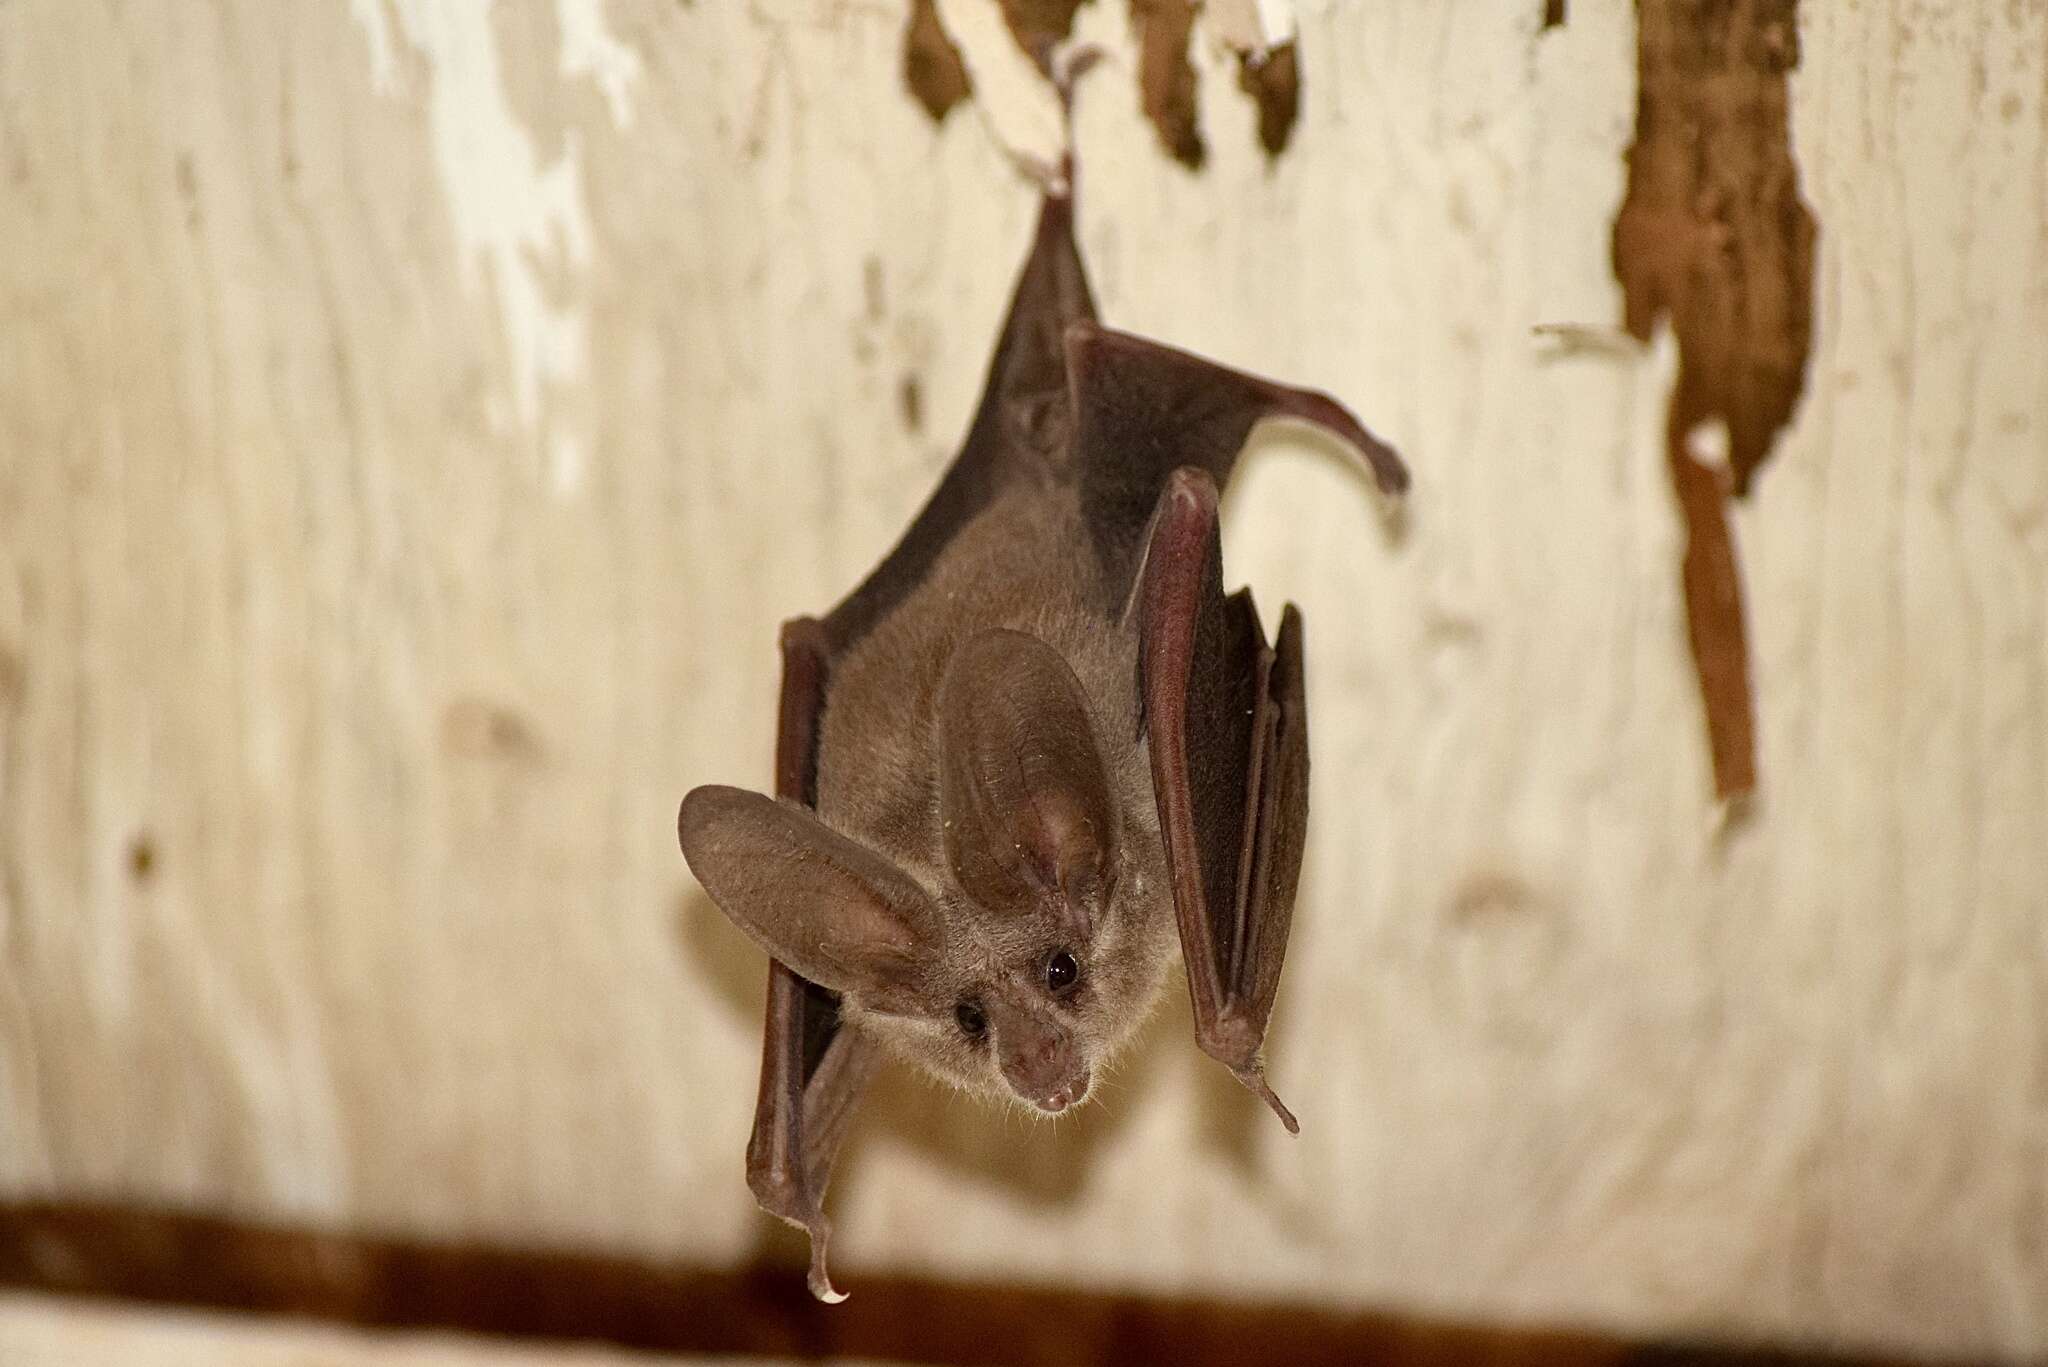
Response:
[937, 629, 1115, 934]
[679, 785, 939, 1010]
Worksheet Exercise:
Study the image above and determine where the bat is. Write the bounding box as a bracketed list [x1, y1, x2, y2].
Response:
[678, 164, 1407, 1303]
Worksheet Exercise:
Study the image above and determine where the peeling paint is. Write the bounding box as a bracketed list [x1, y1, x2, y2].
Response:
[1212, 0, 1299, 155]
[1207, 0, 1295, 56]
[936, 0, 1068, 173]
[997, 0, 1088, 74]
[1613, 0, 1817, 798]
[904, 0, 973, 122]
[1235, 39, 1299, 157]
[556, 0, 641, 129]
[907, 0, 1306, 167]
[352, 0, 399, 93]
[349, 0, 641, 494]
[1131, 0, 1204, 168]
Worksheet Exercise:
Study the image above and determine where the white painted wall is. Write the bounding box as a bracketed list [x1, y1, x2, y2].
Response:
[0, 1, 2042, 1359]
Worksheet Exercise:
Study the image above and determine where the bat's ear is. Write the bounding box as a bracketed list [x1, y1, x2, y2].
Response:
[679, 785, 940, 1010]
[937, 629, 1114, 934]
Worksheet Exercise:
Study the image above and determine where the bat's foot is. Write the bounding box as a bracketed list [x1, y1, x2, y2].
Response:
[1013, 42, 1102, 201]
[804, 1217, 847, 1304]
[1010, 147, 1072, 201]
[1233, 1065, 1301, 1135]
[756, 1182, 849, 1303]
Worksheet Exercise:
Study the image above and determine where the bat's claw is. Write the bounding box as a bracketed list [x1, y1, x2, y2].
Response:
[1269, 389, 1409, 498]
[1234, 1065, 1300, 1135]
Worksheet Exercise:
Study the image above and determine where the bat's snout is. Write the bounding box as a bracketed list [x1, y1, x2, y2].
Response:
[1000, 1035, 1092, 1115]
[1026, 1067, 1092, 1115]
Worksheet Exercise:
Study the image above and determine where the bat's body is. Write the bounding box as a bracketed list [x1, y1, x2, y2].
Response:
[815, 485, 1179, 1105]
[679, 187, 1405, 1301]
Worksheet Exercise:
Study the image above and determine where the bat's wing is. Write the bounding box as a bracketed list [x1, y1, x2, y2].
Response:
[1060, 324, 1403, 1128]
[823, 193, 1097, 652]
[1136, 468, 1313, 1132]
[742, 617, 882, 1302]
[1065, 325, 1406, 606]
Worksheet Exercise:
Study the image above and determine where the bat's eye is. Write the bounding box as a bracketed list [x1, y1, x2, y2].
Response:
[954, 1001, 988, 1039]
[1045, 950, 1080, 994]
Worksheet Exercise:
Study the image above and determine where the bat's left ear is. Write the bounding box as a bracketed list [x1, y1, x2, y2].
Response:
[937, 628, 1115, 934]
[679, 785, 942, 1011]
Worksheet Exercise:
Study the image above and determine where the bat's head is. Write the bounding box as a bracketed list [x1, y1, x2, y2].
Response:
[679, 628, 1171, 1117]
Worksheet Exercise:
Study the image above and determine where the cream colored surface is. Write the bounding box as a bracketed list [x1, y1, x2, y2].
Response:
[0, 0, 2043, 1361]
[0, 1293, 891, 1367]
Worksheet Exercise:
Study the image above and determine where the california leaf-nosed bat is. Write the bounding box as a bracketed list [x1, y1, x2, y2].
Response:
[678, 159, 1407, 1302]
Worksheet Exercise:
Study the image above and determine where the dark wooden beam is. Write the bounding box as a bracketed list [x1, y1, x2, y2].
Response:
[0, 1200, 1964, 1367]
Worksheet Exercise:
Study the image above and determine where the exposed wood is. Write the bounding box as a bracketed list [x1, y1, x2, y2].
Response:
[1614, 0, 1817, 798]
[998, 0, 1089, 74]
[905, 0, 974, 123]
[1235, 40, 1301, 158]
[1131, 0, 1206, 167]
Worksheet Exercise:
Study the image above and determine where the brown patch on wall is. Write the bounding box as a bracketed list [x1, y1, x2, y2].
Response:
[126, 833, 159, 884]
[1235, 39, 1300, 157]
[1132, 0, 1205, 167]
[1543, 0, 1568, 30]
[1612, 0, 1816, 799]
[904, 0, 973, 122]
[0, 1201, 1950, 1367]
[440, 697, 543, 763]
[899, 372, 925, 432]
